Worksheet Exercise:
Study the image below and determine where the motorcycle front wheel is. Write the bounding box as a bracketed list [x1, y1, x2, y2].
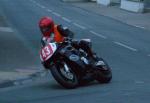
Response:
[95, 58, 112, 83]
[50, 62, 79, 89]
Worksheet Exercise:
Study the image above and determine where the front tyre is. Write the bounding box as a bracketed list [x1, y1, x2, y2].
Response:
[50, 62, 79, 89]
[95, 58, 112, 83]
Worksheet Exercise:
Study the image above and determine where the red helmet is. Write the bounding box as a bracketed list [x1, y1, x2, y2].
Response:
[39, 17, 54, 37]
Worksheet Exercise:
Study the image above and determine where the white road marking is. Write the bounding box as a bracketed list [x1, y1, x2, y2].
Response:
[0, 27, 13, 32]
[47, 9, 52, 12]
[22, 79, 33, 84]
[36, 3, 42, 7]
[30, 0, 34, 2]
[135, 81, 144, 84]
[30, 0, 42, 9]
[134, 25, 145, 29]
[36, 3, 45, 9]
[14, 81, 21, 86]
[52, 12, 61, 17]
[32, 0, 36, 4]
[90, 30, 107, 39]
[35, 2, 40, 6]
[73, 23, 86, 30]
[40, 5, 46, 9]
[114, 41, 138, 52]
[62, 17, 71, 23]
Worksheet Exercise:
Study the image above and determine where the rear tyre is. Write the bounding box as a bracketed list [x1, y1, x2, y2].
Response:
[50, 62, 79, 89]
[95, 58, 112, 83]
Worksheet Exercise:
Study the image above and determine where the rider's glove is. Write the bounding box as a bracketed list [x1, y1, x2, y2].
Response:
[57, 25, 74, 38]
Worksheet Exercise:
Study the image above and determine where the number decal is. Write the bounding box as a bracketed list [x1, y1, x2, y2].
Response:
[45, 46, 51, 55]
[42, 49, 46, 58]
[40, 44, 53, 61]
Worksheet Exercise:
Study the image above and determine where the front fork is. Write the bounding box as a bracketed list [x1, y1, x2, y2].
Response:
[59, 62, 74, 80]
[64, 63, 70, 72]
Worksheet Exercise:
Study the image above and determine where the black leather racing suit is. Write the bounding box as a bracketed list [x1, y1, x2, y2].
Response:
[57, 25, 95, 58]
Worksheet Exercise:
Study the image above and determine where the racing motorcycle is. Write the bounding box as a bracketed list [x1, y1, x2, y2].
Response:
[40, 38, 112, 89]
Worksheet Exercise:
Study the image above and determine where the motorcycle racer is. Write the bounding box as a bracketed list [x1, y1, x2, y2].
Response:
[39, 16, 98, 63]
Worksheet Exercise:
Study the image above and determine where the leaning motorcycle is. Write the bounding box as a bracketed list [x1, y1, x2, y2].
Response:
[40, 38, 112, 89]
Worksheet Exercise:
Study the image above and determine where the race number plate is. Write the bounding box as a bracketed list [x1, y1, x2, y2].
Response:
[40, 44, 53, 61]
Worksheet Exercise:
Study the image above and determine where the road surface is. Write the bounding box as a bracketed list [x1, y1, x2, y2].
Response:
[0, 0, 150, 103]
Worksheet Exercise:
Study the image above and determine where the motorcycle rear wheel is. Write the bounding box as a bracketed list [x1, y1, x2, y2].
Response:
[50, 62, 79, 89]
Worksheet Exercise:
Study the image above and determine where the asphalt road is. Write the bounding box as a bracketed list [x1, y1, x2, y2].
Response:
[0, 0, 150, 103]
[0, 4, 41, 71]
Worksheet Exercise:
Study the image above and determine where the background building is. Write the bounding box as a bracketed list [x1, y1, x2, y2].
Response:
[62, 0, 150, 13]
[97, 0, 150, 13]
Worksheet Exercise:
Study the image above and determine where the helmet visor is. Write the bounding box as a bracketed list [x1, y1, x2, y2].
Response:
[41, 25, 52, 33]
